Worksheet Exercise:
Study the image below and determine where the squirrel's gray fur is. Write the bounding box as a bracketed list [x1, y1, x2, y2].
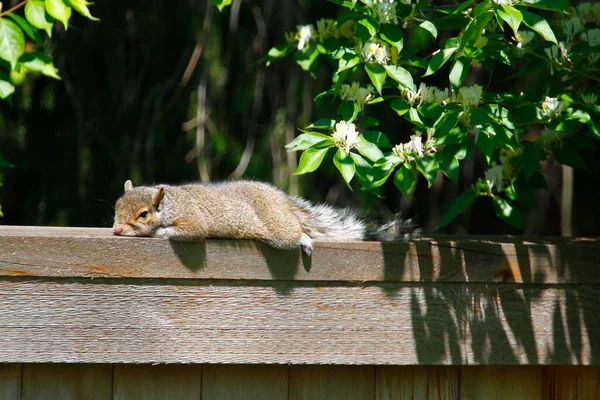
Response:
[113, 180, 418, 255]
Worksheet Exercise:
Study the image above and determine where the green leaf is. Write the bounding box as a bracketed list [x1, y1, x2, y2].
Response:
[383, 65, 415, 91]
[358, 17, 378, 39]
[418, 21, 438, 40]
[449, 57, 470, 90]
[266, 44, 290, 65]
[19, 52, 61, 79]
[493, 197, 523, 229]
[590, 120, 600, 139]
[25, 0, 54, 37]
[65, 0, 100, 21]
[394, 163, 416, 196]
[338, 53, 360, 72]
[552, 148, 587, 169]
[365, 62, 387, 95]
[338, 100, 359, 122]
[0, 19, 25, 69]
[210, 0, 233, 11]
[333, 148, 355, 186]
[294, 147, 330, 175]
[520, 10, 557, 44]
[521, 0, 568, 13]
[45, 0, 72, 30]
[415, 155, 439, 187]
[307, 119, 336, 129]
[0, 72, 15, 99]
[358, 117, 379, 128]
[497, 5, 522, 37]
[286, 132, 332, 152]
[356, 140, 384, 162]
[434, 109, 460, 136]
[459, 10, 494, 54]
[436, 148, 460, 184]
[380, 23, 404, 51]
[7, 13, 43, 44]
[361, 131, 391, 147]
[423, 46, 458, 77]
[390, 99, 409, 116]
[296, 47, 319, 72]
[477, 131, 494, 160]
[406, 108, 426, 128]
[435, 187, 478, 230]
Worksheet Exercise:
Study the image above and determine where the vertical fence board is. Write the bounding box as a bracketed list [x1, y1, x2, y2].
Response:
[543, 366, 600, 400]
[202, 364, 287, 400]
[0, 364, 21, 400]
[376, 366, 459, 400]
[460, 366, 543, 400]
[22, 364, 112, 400]
[113, 364, 201, 400]
[290, 365, 374, 400]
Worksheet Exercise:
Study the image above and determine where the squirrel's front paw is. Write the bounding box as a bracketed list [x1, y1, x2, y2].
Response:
[154, 227, 177, 238]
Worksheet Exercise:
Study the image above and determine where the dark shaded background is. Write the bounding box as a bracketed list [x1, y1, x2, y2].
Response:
[0, 0, 598, 236]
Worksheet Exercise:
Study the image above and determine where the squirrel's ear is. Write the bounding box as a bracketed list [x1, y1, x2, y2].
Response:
[152, 187, 165, 208]
[124, 180, 133, 192]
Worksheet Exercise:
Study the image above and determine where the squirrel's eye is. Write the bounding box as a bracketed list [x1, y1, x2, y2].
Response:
[138, 210, 149, 219]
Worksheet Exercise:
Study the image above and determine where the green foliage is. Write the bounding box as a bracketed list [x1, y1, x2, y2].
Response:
[268, 0, 600, 231]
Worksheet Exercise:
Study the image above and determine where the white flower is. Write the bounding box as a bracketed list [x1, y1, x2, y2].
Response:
[484, 165, 504, 193]
[562, 17, 584, 42]
[297, 25, 314, 50]
[405, 88, 420, 106]
[541, 96, 567, 118]
[516, 31, 535, 49]
[434, 87, 449, 104]
[581, 93, 598, 106]
[459, 84, 483, 109]
[339, 82, 374, 113]
[332, 121, 359, 153]
[339, 84, 352, 101]
[493, 0, 512, 4]
[582, 29, 600, 47]
[418, 83, 449, 105]
[405, 134, 424, 157]
[539, 127, 562, 151]
[376, 1, 398, 25]
[362, 40, 388, 64]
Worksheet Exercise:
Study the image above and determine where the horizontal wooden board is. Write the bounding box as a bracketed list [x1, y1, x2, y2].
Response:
[0, 280, 598, 365]
[0, 226, 598, 283]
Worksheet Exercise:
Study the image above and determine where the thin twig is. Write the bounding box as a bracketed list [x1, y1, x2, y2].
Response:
[0, 0, 29, 17]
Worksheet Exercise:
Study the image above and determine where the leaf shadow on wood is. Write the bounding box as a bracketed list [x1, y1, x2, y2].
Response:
[169, 241, 207, 272]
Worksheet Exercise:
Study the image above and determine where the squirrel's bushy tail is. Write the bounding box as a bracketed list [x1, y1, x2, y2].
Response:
[287, 196, 419, 241]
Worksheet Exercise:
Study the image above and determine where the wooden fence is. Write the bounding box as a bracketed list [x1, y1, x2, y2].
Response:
[0, 226, 599, 399]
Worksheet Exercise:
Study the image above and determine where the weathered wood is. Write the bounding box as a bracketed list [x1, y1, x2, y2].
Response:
[543, 366, 600, 400]
[460, 366, 543, 399]
[0, 364, 21, 400]
[22, 364, 112, 400]
[1, 280, 598, 365]
[1, 226, 598, 284]
[113, 364, 201, 400]
[202, 365, 287, 400]
[290, 365, 374, 400]
[375, 366, 459, 399]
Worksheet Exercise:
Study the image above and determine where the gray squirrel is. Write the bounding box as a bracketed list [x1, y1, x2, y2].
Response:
[113, 180, 418, 255]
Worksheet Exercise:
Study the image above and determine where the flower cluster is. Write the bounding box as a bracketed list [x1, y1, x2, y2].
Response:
[289, 19, 340, 51]
[393, 134, 424, 162]
[484, 164, 504, 193]
[515, 31, 535, 49]
[541, 96, 567, 119]
[361, 0, 399, 25]
[458, 84, 483, 110]
[581, 93, 598, 106]
[339, 82, 375, 113]
[361, 40, 389, 64]
[332, 121, 359, 153]
[419, 83, 449, 105]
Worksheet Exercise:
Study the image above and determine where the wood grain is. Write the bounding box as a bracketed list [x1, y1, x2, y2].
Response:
[202, 364, 287, 400]
[543, 366, 600, 400]
[22, 364, 112, 400]
[460, 366, 543, 400]
[113, 364, 201, 400]
[376, 366, 459, 400]
[1, 280, 598, 365]
[290, 365, 374, 400]
[1, 226, 598, 284]
[0, 364, 21, 400]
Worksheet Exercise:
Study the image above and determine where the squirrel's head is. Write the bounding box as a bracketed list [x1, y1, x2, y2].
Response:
[113, 180, 165, 237]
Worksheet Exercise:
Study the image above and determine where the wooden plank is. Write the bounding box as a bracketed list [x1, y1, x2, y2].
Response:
[202, 364, 287, 400]
[113, 364, 201, 400]
[543, 366, 600, 400]
[460, 366, 543, 399]
[0, 364, 21, 400]
[1, 226, 598, 284]
[22, 364, 112, 400]
[290, 365, 374, 400]
[1, 281, 597, 365]
[376, 366, 459, 399]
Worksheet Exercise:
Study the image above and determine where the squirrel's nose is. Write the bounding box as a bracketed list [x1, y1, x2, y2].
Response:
[113, 225, 124, 235]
